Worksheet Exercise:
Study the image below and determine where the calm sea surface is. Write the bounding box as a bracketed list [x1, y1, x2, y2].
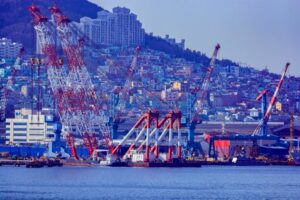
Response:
[0, 166, 300, 200]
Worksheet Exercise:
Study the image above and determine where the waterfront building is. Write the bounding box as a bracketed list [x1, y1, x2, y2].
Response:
[79, 7, 145, 47]
[5, 108, 55, 144]
[0, 38, 22, 59]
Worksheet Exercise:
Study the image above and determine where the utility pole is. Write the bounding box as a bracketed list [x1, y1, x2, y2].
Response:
[30, 57, 35, 122]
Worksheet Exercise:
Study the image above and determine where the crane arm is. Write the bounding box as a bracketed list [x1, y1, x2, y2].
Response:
[264, 62, 289, 121]
[191, 43, 220, 123]
[253, 62, 290, 135]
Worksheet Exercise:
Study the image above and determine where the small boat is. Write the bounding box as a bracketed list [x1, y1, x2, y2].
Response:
[92, 149, 127, 167]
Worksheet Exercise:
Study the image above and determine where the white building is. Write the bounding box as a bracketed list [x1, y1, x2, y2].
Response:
[5, 109, 55, 144]
[0, 38, 22, 58]
[79, 7, 145, 47]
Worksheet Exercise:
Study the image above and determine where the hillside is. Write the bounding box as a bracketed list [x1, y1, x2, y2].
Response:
[0, 0, 103, 52]
[145, 34, 239, 67]
[0, 0, 240, 67]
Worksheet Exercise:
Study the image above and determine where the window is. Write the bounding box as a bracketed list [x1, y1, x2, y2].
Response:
[13, 122, 27, 126]
[30, 128, 44, 131]
[13, 128, 27, 131]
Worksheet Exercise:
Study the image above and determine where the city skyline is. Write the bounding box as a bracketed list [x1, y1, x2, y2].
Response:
[90, 0, 300, 76]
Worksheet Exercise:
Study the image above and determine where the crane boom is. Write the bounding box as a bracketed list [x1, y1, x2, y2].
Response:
[196, 43, 220, 112]
[124, 47, 141, 90]
[264, 63, 289, 121]
[191, 43, 220, 123]
[117, 47, 141, 111]
[253, 62, 290, 135]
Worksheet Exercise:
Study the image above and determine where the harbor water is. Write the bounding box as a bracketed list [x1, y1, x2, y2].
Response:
[0, 166, 300, 200]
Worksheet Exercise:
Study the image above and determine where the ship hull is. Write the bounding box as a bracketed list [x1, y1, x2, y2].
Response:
[128, 161, 202, 168]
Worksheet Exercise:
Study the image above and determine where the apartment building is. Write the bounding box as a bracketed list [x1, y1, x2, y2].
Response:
[79, 7, 145, 47]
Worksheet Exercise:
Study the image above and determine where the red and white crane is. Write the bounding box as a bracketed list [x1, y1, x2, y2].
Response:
[49, 4, 111, 155]
[253, 62, 290, 135]
[28, 4, 79, 159]
[28, 4, 112, 159]
[112, 110, 183, 162]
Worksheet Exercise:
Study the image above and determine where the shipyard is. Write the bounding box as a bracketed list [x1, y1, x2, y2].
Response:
[0, 2, 300, 169]
[1, 0, 300, 199]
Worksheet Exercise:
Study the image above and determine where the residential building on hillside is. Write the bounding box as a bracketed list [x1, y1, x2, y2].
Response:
[79, 7, 145, 47]
[164, 34, 185, 49]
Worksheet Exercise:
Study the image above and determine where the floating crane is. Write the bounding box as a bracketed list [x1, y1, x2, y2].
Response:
[28, 3, 78, 158]
[28, 3, 112, 159]
[50, 4, 111, 156]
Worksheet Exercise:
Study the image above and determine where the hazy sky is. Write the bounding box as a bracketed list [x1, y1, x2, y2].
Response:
[89, 0, 300, 76]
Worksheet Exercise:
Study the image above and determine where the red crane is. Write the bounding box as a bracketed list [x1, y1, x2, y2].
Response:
[187, 44, 220, 144]
[28, 3, 113, 159]
[49, 4, 112, 156]
[253, 63, 290, 135]
[193, 43, 220, 119]
[28, 4, 80, 159]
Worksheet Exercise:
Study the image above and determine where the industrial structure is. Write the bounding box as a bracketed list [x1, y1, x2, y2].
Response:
[253, 63, 290, 135]
[26, 3, 222, 164]
[28, 4, 111, 159]
[0, 2, 293, 167]
[187, 44, 220, 144]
